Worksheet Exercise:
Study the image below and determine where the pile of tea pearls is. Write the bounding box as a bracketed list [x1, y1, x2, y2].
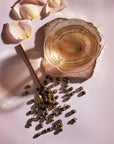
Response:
[24, 76, 86, 139]
[39, 86, 54, 104]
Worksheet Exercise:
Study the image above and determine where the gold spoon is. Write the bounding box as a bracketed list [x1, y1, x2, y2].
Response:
[17, 44, 55, 105]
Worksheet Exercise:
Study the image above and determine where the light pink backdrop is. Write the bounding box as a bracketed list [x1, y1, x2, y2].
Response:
[0, 0, 114, 144]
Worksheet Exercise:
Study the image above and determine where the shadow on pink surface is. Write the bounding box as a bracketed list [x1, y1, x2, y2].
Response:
[0, 24, 86, 112]
[0, 26, 45, 112]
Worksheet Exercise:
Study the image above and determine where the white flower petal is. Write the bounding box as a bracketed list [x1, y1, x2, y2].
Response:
[10, 3, 22, 20]
[41, 0, 68, 19]
[48, 0, 61, 8]
[36, 0, 46, 4]
[10, 1, 40, 20]
[20, 4, 40, 19]
[21, 0, 46, 5]
[2, 20, 32, 43]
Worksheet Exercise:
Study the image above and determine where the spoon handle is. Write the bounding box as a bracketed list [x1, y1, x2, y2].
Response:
[17, 44, 42, 88]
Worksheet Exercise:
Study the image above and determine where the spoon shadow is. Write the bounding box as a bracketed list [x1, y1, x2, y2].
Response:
[0, 25, 46, 112]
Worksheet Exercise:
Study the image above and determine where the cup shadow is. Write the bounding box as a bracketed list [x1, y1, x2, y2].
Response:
[0, 23, 87, 112]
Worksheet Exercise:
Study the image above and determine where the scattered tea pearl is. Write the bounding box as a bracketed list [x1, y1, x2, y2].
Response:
[45, 75, 50, 79]
[75, 86, 83, 93]
[43, 80, 48, 85]
[26, 99, 34, 105]
[54, 128, 63, 135]
[67, 118, 77, 125]
[65, 109, 76, 117]
[77, 90, 86, 97]
[53, 90, 57, 94]
[33, 133, 41, 139]
[24, 85, 31, 89]
[55, 95, 59, 99]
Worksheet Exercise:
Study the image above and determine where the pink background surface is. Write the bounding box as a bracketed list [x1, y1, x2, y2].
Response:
[0, 0, 114, 144]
